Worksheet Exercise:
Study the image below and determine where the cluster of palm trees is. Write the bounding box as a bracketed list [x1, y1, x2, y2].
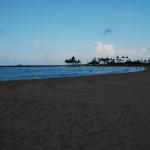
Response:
[65, 56, 81, 65]
[88, 56, 150, 66]
[65, 56, 150, 66]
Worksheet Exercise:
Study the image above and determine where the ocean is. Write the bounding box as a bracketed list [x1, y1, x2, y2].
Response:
[0, 66, 143, 81]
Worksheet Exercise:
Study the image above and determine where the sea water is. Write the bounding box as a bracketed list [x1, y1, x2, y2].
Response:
[0, 66, 144, 81]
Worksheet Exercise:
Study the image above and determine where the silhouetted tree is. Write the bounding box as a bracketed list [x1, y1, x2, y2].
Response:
[65, 56, 81, 66]
[65, 59, 69, 65]
[77, 59, 81, 65]
[88, 58, 99, 65]
[65, 56, 150, 66]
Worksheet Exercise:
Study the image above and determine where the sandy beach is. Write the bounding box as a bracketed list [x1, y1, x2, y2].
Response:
[0, 70, 150, 150]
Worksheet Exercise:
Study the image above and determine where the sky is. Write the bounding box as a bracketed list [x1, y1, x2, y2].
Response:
[0, 0, 150, 65]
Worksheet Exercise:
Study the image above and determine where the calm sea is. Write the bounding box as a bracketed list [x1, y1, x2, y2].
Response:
[0, 66, 143, 81]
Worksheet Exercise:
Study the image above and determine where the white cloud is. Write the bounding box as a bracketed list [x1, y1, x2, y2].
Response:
[1, 41, 150, 65]
[95, 41, 150, 59]
[95, 41, 115, 57]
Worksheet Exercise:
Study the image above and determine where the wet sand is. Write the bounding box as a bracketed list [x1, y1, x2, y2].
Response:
[0, 70, 150, 150]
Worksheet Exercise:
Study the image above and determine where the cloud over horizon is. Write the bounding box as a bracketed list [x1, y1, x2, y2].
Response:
[95, 41, 115, 57]
[95, 41, 150, 59]
[1, 41, 150, 65]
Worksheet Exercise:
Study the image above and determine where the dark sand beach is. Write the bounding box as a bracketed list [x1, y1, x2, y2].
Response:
[0, 70, 150, 150]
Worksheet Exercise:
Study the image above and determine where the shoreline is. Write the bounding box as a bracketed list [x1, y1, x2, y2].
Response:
[0, 70, 150, 149]
[0, 66, 144, 82]
[0, 69, 144, 83]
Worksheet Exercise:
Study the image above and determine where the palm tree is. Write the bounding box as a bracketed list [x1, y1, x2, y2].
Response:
[105, 58, 110, 64]
[109, 58, 115, 64]
[116, 56, 122, 64]
[101, 58, 105, 64]
[88, 57, 99, 65]
[77, 59, 81, 65]
[65, 56, 81, 66]
[65, 59, 69, 65]
[116, 56, 119, 63]
[122, 56, 125, 63]
[71, 56, 76, 64]
[98, 58, 102, 65]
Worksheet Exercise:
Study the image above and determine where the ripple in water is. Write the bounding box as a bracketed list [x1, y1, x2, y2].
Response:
[0, 66, 144, 81]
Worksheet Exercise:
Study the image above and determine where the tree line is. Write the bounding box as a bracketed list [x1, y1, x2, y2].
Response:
[65, 56, 150, 66]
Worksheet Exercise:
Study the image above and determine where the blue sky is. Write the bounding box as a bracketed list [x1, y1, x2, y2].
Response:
[0, 0, 150, 65]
